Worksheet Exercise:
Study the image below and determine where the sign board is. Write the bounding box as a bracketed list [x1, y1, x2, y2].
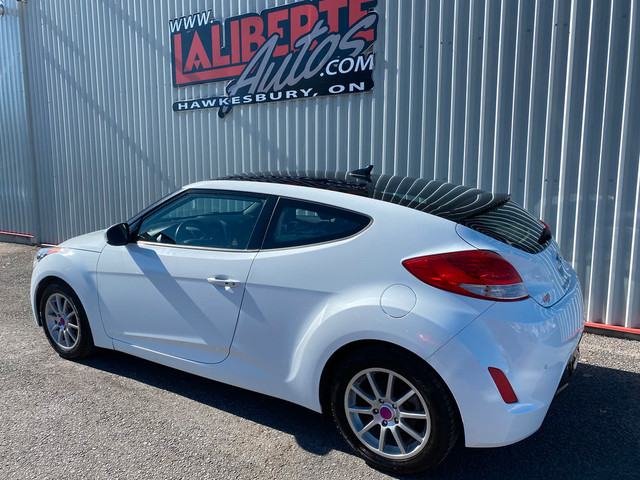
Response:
[169, 0, 378, 117]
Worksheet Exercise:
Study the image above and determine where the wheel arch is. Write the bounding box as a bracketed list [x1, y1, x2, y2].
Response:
[34, 276, 74, 326]
[318, 339, 463, 434]
[32, 254, 112, 349]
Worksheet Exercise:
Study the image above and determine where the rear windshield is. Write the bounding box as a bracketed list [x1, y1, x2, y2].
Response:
[460, 200, 549, 254]
[367, 176, 549, 254]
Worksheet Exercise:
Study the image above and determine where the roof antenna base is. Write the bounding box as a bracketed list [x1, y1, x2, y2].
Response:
[348, 165, 374, 181]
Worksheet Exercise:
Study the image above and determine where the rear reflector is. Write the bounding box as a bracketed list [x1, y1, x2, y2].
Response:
[488, 367, 518, 404]
[402, 250, 529, 301]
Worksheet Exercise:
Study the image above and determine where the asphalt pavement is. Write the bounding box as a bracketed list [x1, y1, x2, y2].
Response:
[1, 242, 638, 479]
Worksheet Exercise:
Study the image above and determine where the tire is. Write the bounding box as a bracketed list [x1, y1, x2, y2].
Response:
[329, 345, 459, 475]
[39, 281, 95, 359]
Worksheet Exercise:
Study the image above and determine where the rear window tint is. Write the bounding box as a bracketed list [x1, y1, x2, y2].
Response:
[461, 201, 548, 254]
[263, 199, 371, 249]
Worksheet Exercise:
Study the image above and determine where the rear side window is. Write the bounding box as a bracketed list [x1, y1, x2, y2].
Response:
[263, 199, 371, 249]
[461, 200, 548, 254]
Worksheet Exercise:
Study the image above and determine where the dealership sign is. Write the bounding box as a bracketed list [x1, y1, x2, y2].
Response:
[170, 0, 378, 117]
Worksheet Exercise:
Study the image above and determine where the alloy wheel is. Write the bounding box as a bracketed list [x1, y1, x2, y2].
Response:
[44, 292, 80, 351]
[344, 368, 431, 459]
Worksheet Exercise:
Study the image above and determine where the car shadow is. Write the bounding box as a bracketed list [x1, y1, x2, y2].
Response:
[77, 349, 346, 456]
[77, 352, 639, 479]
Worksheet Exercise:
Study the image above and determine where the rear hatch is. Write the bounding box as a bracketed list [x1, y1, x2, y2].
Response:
[357, 176, 573, 307]
[359, 176, 573, 307]
[454, 200, 573, 308]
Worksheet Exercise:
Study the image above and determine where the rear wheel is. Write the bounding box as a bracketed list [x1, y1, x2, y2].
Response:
[329, 346, 459, 474]
[40, 282, 95, 359]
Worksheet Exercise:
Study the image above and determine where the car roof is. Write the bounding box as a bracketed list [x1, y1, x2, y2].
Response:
[215, 168, 510, 223]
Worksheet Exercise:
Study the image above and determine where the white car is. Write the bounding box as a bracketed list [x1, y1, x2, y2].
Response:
[31, 168, 584, 474]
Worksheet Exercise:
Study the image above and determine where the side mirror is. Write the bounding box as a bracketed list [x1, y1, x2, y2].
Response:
[106, 223, 130, 246]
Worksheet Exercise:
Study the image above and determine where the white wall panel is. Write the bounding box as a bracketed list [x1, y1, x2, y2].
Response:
[0, 0, 638, 329]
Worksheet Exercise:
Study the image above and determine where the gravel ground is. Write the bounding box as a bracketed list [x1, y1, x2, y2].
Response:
[0, 242, 638, 479]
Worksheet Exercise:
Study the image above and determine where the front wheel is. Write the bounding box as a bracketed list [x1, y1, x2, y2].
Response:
[329, 346, 459, 474]
[40, 282, 95, 359]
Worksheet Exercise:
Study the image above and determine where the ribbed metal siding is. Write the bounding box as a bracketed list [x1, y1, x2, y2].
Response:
[0, 0, 34, 236]
[6, 0, 640, 329]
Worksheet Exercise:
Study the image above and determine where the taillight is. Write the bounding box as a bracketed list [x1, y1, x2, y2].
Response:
[402, 250, 529, 301]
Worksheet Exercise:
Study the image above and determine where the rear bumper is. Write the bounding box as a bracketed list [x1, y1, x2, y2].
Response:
[427, 272, 584, 448]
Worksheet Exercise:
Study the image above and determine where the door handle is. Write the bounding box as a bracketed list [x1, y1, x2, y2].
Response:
[207, 277, 240, 288]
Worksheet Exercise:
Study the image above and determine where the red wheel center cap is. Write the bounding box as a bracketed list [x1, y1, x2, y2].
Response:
[380, 406, 393, 420]
[59, 317, 66, 326]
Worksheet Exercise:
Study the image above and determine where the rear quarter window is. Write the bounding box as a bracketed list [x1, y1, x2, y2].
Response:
[262, 199, 371, 249]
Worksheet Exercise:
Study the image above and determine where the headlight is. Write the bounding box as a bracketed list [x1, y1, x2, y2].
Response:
[33, 247, 62, 268]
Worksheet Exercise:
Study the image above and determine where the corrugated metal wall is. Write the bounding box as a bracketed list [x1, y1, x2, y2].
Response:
[0, 0, 36, 238]
[2, 0, 639, 329]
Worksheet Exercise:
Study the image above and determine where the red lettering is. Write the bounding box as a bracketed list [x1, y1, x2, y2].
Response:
[349, 0, 374, 41]
[184, 31, 212, 72]
[267, 8, 289, 56]
[319, 0, 347, 33]
[240, 15, 265, 63]
[174, 34, 243, 85]
[173, 33, 184, 84]
[230, 20, 241, 64]
[290, 5, 318, 50]
[172, 0, 378, 87]
[211, 23, 230, 66]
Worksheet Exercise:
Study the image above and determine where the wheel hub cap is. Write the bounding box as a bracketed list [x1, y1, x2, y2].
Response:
[379, 405, 394, 421]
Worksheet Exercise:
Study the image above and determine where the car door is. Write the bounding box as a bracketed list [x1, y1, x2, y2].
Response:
[97, 190, 269, 364]
[231, 198, 373, 373]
